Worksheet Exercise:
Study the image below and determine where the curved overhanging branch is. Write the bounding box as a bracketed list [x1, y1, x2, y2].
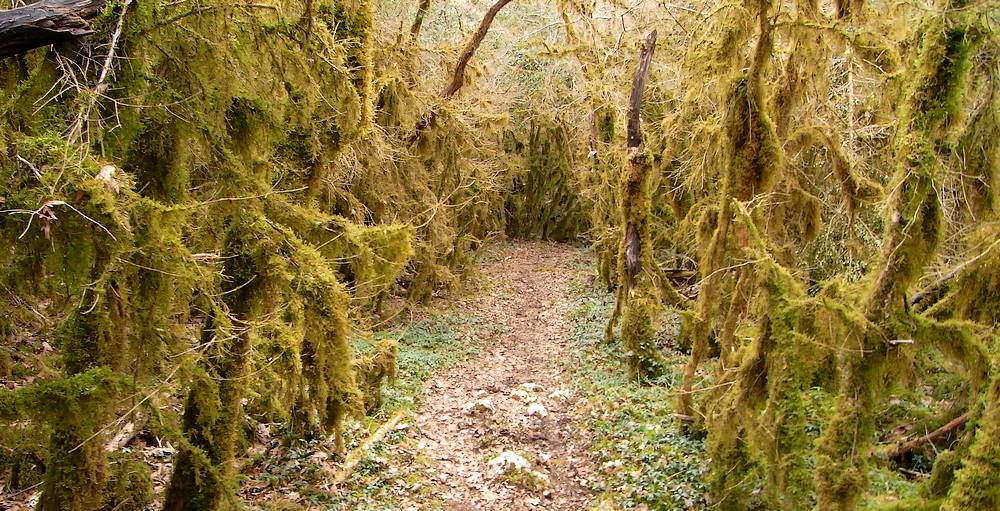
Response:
[439, 0, 514, 99]
[409, 0, 432, 40]
[409, 0, 514, 144]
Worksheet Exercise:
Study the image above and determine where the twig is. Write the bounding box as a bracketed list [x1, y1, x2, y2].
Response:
[334, 412, 406, 484]
[15, 154, 43, 179]
[68, 0, 132, 143]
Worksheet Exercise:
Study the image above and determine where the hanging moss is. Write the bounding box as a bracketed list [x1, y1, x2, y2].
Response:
[784, 126, 883, 216]
[814, 5, 984, 507]
[620, 292, 664, 380]
[504, 114, 589, 242]
[164, 308, 246, 510]
[355, 338, 399, 413]
[584, 101, 623, 291]
[0, 367, 121, 422]
[0, 367, 125, 511]
[952, 72, 999, 219]
[263, 198, 414, 311]
[926, 224, 1000, 325]
[927, 449, 962, 499]
[678, 1, 782, 417]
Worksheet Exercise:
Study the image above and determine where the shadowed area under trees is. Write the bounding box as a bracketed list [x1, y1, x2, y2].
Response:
[0, 0, 998, 509]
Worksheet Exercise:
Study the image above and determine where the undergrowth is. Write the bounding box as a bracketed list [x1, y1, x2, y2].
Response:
[241, 312, 504, 510]
[566, 276, 708, 510]
[372, 314, 505, 415]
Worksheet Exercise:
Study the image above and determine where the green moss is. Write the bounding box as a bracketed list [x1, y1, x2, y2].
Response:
[620, 293, 664, 380]
[164, 334, 240, 511]
[927, 224, 1000, 325]
[725, 74, 783, 202]
[0, 367, 121, 422]
[927, 450, 961, 498]
[38, 424, 108, 511]
[0, 368, 123, 511]
[102, 454, 154, 511]
[0, 423, 48, 491]
[504, 114, 589, 241]
[605, 119, 667, 379]
[941, 351, 1000, 510]
[815, 5, 987, 507]
[355, 339, 398, 413]
[125, 119, 191, 203]
[596, 104, 616, 143]
[910, 25, 978, 137]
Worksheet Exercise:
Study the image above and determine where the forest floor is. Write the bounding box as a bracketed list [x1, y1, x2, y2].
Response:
[235, 241, 606, 510]
[394, 241, 597, 510]
[239, 240, 711, 510]
[243, 239, 922, 510]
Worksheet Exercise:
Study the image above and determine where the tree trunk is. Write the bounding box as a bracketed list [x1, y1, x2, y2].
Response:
[614, 30, 661, 380]
[0, 0, 105, 60]
[622, 30, 656, 289]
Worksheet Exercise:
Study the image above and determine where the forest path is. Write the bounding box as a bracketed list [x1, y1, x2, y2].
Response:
[404, 242, 596, 510]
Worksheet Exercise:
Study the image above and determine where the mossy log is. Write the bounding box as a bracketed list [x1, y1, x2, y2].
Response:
[0, 0, 105, 60]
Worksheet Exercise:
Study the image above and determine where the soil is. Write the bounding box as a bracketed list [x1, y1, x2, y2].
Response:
[400, 241, 596, 510]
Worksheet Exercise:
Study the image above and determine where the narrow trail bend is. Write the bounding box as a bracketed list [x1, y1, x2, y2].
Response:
[406, 242, 596, 510]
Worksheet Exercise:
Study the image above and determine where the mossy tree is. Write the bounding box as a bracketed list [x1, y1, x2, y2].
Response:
[603, 30, 669, 380]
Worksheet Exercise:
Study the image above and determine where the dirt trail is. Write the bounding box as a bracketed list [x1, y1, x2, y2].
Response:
[409, 242, 595, 510]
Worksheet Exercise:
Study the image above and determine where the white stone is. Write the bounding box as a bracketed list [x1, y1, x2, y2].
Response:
[462, 398, 495, 415]
[526, 402, 548, 418]
[518, 382, 545, 392]
[549, 388, 573, 400]
[489, 451, 531, 474]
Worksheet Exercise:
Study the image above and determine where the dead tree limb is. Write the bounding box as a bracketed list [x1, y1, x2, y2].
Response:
[408, 0, 514, 144]
[334, 412, 405, 484]
[626, 31, 656, 151]
[409, 0, 431, 39]
[0, 0, 105, 60]
[910, 238, 1000, 312]
[888, 412, 971, 461]
[623, 30, 657, 288]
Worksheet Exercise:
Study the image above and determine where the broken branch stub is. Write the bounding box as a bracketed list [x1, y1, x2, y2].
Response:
[0, 0, 105, 60]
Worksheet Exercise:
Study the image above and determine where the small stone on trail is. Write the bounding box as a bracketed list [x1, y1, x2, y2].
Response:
[512, 382, 547, 401]
[549, 388, 573, 400]
[488, 451, 531, 474]
[526, 402, 548, 418]
[488, 451, 551, 490]
[463, 398, 495, 415]
[511, 388, 534, 401]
